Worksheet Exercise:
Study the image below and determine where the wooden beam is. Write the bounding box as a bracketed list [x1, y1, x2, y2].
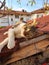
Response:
[4, 38, 49, 65]
[20, 34, 49, 47]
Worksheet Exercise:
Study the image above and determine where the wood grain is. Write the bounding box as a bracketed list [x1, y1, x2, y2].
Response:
[20, 34, 49, 47]
[4, 39, 49, 65]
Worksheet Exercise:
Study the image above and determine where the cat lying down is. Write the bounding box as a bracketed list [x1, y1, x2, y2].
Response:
[0, 20, 38, 52]
[0, 22, 26, 52]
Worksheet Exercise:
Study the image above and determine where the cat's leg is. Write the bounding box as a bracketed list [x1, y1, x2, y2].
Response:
[7, 28, 15, 49]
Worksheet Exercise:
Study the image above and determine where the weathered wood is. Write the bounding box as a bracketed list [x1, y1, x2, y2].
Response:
[20, 34, 49, 47]
[4, 39, 49, 65]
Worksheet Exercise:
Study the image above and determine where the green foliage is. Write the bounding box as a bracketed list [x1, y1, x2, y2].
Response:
[7, 8, 12, 11]
[17, 0, 21, 5]
[16, 0, 36, 6]
[28, 0, 36, 6]
[0, 26, 5, 28]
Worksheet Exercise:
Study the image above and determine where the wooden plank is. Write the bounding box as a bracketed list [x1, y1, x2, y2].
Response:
[4, 39, 49, 65]
[20, 34, 49, 47]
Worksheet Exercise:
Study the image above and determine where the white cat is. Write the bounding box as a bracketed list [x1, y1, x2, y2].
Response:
[0, 22, 26, 52]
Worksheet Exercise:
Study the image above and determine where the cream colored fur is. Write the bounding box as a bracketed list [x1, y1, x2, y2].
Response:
[0, 22, 26, 52]
[7, 28, 15, 49]
[14, 23, 26, 38]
